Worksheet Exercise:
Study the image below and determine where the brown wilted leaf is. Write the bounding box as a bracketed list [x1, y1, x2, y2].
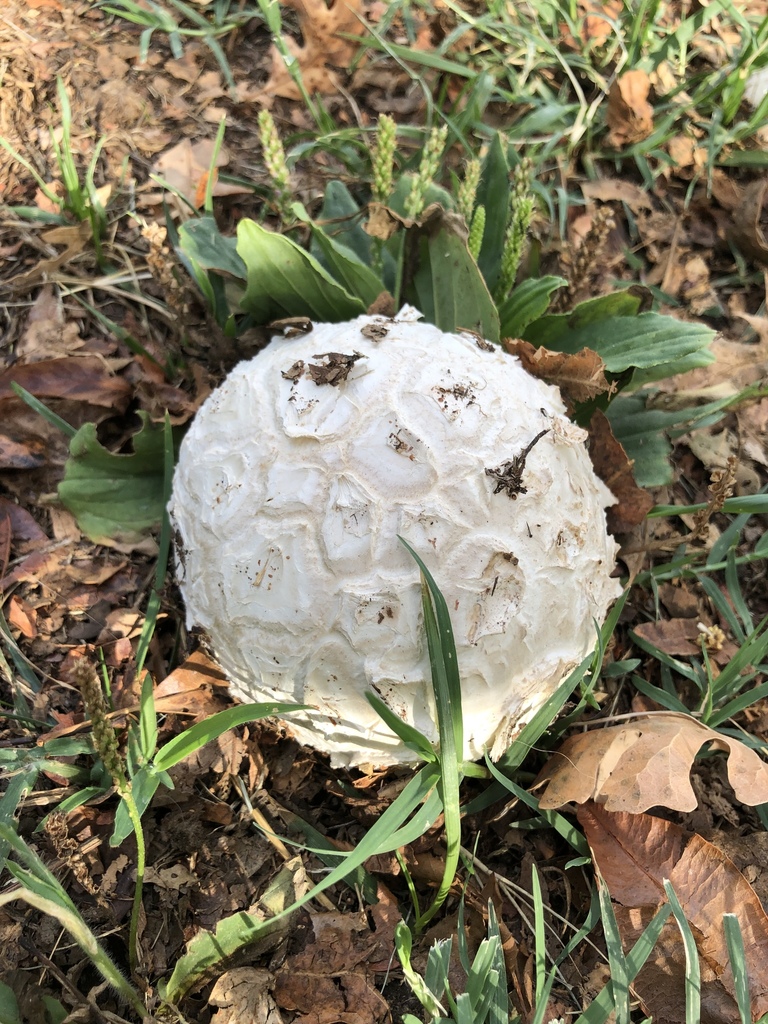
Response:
[606, 70, 654, 148]
[729, 177, 768, 264]
[0, 356, 132, 409]
[5, 222, 92, 291]
[7, 594, 37, 638]
[588, 409, 654, 533]
[503, 339, 611, 404]
[0, 434, 46, 470]
[17, 284, 84, 362]
[261, 0, 366, 101]
[578, 804, 768, 1021]
[365, 201, 409, 241]
[581, 178, 653, 210]
[208, 968, 282, 1024]
[535, 711, 768, 813]
[151, 139, 251, 208]
[153, 649, 230, 717]
[633, 617, 736, 664]
[559, 0, 623, 48]
[273, 909, 391, 1024]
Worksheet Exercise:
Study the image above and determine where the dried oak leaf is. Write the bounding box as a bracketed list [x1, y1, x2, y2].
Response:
[307, 351, 364, 386]
[729, 177, 768, 264]
[0, 356, 132, 409]
[588, 409, 654, 533]
[208, 968, 281, 1024]
[262, 0, 366, 101]
[535, 711, 768, 813]
[633, 618, 736, 665]
[503, 339, 611, 404]
[578, 804, 768, 1022]
[606, 69, 654, 148]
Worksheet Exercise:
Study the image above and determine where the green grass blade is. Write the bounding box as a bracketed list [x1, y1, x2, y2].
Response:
[663, 880, 700, 1024]
[723, 913, 751, 1024]
[153, 702, 310, 771]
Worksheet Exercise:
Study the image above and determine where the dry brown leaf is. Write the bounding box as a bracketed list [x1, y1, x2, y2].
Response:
[5, 221, 92, 290]
[364, 201, 409, 241]
[535, 711, 768, 813]
[559, 0, 623, 48]
[262, 0, 366, 101]
[0, 514, 11, 583]
[503, 339, 611, 404]
[588, 409, 654, 534]
[151, 139, 251, 208]
[0, 434, 46, 470]
[606, 70, 654, 148]
[0, 356, 132, 409]
[633, 618, 718, 657]
[17, 284, 84, 362]
[729, 177, 768, 264]
[209, 968, 283, 1024]
[7, 594, 38, 638]
[152, 650, 230, 717]
[0, 493, 47, 544]
[581, 178, 653, 210]
[579, 804, 768, 1021]
[273, 910, 391, 1024]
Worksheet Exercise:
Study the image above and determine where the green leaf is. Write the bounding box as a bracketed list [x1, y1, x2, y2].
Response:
[629, 348, 715, 388]
[366, 690, 438, 762]
[309, 225, 384, 307]
[0, 983, 21, 1024]
[315, 180, 371, 265]
[498, 276, 567, 337]
[387, 174, 455, 218]
[607, 392, 732, 488]
[58, 413, 168, 543]
[153, 702, 309, 772]
[178, 216, 246, 278]
[403, 207, 499, 342]
[237, 219, 366, 322]
[111, 766, 164, 846]
[162, 764, 443, 1002]
[475, 134, 509, 293]
[524, 309, 715, 373]
[606, 395, 676, 486]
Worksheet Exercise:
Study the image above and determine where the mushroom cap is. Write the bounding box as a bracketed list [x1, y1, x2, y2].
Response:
[170, 308, 622, 766]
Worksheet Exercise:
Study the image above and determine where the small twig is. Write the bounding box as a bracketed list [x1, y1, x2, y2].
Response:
[486, 430, 550, 499]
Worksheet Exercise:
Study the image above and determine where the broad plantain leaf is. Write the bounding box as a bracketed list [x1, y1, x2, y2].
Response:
[499, 276, 567, 337]
[524, 307, 714, 374]
[309, 225, 384, 307]
[237, 219, 366, 323]
[315, 180, 372, 265]
[607, 392, 733, 487]
[178, 216, 246, 278]
[387, 173, 455, 217]
[403, 207, 499, 342]
[58, 413, 167, 543]
[475, 133, 509, 293]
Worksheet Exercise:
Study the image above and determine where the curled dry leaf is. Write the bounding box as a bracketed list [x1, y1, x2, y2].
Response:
[588, 409, 654, 534]
[151, 139, 250, 208]
[262, 0, 366, 101]
[606, 69, 654, 148]
[503, 339, 611, 405]
[0, 356, 132, 409]
[579, 803, 768, 1022]
[729, 177, 768, 264]
[633, 617, 736, 664]
[535, 711, 768, 813]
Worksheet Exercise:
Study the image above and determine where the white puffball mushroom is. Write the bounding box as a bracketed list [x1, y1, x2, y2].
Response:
[170, 307, 622, 768]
